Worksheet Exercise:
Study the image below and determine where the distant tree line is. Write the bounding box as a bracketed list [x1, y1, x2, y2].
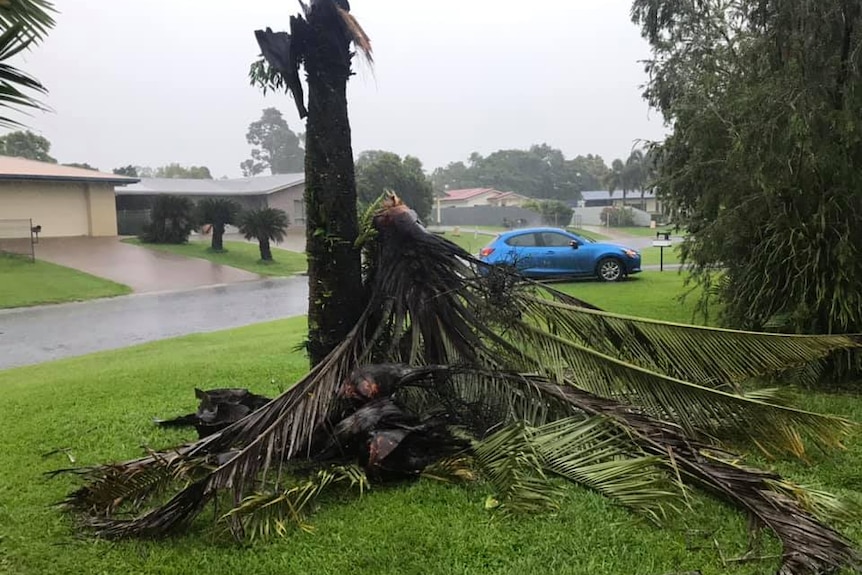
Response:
[429, 145, 658, 207]
[430, 145, 608, 202]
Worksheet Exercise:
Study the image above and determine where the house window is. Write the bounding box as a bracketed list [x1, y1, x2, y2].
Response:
[293, 199, 305, 223]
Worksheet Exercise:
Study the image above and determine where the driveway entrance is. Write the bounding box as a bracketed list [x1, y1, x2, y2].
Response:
[33, 237, 261, 292]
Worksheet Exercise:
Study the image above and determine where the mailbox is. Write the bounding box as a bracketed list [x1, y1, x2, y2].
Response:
[653, 231, 672, 271]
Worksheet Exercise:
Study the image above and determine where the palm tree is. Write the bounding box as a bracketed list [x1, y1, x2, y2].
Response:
[62, 194, 861, 575]
[604, 159, 626, 225]
[624, 149, 646, 210]
[0, 0, 55, 127]
[238, 207, 288, 261]
[643, 145, 662, 213]
[195, 198, 241, 251]
[250, 0, 372, 365]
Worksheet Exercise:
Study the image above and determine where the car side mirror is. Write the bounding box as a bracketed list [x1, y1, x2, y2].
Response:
[570, 240, 580, 249]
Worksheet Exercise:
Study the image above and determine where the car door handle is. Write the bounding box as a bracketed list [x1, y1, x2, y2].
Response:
[545, 250, 555, 254]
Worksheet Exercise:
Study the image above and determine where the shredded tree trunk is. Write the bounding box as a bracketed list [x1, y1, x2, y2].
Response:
[303, 1, 364, 365]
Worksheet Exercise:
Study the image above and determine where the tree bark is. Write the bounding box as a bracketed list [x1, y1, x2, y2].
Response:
[259, 238, 272, 261]
[212, 223, 225, 251]
[302, 1, 364, 366]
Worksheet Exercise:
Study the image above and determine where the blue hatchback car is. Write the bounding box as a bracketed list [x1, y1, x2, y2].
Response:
[478, 227, 641, 282]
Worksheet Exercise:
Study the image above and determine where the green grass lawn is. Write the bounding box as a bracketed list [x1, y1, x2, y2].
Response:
[555, 271, 705, 324]
[0, 254, 130, 309]
[125, 238, 307, 277]
[611, 226, 679, 238]
[1, 278, 859, 575]
[639, 245, 682, 266]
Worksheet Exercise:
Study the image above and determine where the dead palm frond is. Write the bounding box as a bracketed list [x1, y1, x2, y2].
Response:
[250, 0, 371, 119]
[59, 194, 861, 574]
[222, 464, 368, 539]
[335, 4, 372, 64]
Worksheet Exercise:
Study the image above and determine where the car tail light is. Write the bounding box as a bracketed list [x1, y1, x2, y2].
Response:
[480, 247, 495, 258]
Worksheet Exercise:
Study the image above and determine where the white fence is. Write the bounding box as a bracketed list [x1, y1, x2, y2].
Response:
[570, 206, 653, 227]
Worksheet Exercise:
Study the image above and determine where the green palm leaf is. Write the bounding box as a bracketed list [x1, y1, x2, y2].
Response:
[474, 416, 680, 522]
[0, 1, 55, 127]
[0, 24, 47, 126]
[503, 321, 851, 457]
[0, 0, 55, 40]
[472, 421, 562, 514]
[529, 416, 680, 524]
[526, 293, 860, 389]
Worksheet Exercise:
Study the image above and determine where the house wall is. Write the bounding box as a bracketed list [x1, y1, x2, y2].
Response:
[441, 191, 501, 209]
[572, 206, 653, 227]
[86, 184, 119, 236]
[266, 183, 305, 225]
[488, 196, 528, 208]
[0, 181, 117, 237]
[613, 197, 659, 213]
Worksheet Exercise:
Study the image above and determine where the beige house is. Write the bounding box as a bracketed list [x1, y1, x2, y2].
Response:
[440, 188, 529, 208]
[115, 174, 305, 235]
[0, 157, 137, 237]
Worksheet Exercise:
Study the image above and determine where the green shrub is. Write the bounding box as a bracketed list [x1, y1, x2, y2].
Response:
[140, 195, 195, 244]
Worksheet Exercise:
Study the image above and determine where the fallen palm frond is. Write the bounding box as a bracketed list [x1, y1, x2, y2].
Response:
[473, 416, 678, 522]
[59, 193, 861, 575]
[527, 293, 860, 388]
[222, 464, 368, 539]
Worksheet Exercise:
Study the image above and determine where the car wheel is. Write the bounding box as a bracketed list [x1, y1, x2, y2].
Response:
[596, 258, 624, 282]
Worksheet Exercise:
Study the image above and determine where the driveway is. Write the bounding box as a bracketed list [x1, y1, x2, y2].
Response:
[0, 277, 309, 370]
[34, 237, 261, 292]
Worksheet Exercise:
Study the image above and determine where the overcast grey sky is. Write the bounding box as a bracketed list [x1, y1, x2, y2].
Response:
[9, 0, 667, 177]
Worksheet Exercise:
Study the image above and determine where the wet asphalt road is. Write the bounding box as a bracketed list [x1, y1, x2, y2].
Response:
[0, 277, 309, 370]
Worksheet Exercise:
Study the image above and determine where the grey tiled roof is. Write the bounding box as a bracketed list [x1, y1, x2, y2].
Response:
[117, 173, 305, 196]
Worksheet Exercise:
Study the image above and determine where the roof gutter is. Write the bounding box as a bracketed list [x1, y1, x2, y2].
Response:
[0, 174, 140, 186]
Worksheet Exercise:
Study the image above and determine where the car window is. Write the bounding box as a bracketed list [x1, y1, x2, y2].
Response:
[505, 233, 539, 247]
[541, 233, 574, 247]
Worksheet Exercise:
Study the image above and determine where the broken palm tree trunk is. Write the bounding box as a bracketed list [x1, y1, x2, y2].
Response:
[252, 0, 373, 366]
[60, 193, 861, 575]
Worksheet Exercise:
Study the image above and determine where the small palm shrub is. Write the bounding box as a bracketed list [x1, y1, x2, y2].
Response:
[140, 195, 194, 244]
[238, 207, 289, 261]
[195, 198, 242, 251]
